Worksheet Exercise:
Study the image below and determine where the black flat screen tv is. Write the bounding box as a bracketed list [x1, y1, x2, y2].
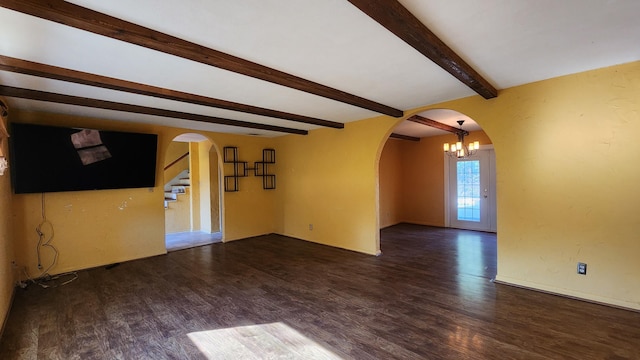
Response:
[9, 123, 158, 194]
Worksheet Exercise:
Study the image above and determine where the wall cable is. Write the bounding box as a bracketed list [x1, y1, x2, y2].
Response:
[23, 193, 78, 288]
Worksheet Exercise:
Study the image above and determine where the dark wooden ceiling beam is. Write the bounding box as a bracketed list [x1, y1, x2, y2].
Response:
[0, 0, 403, 117]
[389, 133, 420, 142]
[0, 55, 343, 129]
[0, 85, 307, 135]
[407, 114, 465, 135]
[348, 0, 497, 99]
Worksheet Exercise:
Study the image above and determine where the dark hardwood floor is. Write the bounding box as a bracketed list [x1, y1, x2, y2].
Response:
[1, 224, 639, 359]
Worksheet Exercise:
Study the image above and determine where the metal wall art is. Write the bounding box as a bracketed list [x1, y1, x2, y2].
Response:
[223, 147, 275, 192]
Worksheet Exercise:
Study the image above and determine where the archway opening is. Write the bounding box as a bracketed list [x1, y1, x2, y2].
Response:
[377, 108, 497, 279]
[379, 109, 494, 230]
[164, 133, 223, 251]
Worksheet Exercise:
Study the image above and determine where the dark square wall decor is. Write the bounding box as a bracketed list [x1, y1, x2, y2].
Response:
[223, 147, 275, 191]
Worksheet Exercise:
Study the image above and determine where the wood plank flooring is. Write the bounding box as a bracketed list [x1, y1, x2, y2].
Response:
[1, 224, 639, 359]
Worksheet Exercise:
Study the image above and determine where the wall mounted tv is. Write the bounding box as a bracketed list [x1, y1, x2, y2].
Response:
[10, 123, 158, 194]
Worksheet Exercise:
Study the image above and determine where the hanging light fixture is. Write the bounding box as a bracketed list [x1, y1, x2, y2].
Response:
[443, 120, 479, 159]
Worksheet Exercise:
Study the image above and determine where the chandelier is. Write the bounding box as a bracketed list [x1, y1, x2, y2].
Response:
[443, 120, 479, 159]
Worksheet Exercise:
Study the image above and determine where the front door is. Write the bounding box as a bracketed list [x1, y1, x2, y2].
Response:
[446, 148, 496, 232]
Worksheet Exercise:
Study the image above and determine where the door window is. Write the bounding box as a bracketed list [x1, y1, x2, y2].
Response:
[457, 160, 480, 222]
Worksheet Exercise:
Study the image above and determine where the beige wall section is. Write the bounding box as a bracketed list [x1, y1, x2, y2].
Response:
[276, 118, 392, 255]
[9, 110, 279, 277]
[408, 61, 640, 310]
[0, 101, 15, 335]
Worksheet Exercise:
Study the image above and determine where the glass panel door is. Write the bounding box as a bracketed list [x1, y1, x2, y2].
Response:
[457, 160, 481, 222]
[448, 149, 496, 231]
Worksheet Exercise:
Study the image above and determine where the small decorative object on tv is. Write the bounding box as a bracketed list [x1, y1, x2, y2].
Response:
[0, 99, 8, 176]
[10, 123, 158, 194]
[0, 157, 7, 176]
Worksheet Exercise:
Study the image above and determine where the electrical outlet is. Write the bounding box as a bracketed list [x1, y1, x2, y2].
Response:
[309, 224, 313, 231]
[577, 262, 587, 275]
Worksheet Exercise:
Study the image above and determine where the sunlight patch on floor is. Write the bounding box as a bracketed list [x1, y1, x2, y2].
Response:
[188, 322, 342, 359]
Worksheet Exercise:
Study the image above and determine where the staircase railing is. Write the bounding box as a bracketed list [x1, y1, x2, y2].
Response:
[164, 152, 189, 171]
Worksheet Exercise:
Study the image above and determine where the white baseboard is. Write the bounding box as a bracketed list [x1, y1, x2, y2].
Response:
[494, 275, 640, 313]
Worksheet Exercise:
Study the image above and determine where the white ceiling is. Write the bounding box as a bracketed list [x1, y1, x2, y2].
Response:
[1, 0, 639, 138]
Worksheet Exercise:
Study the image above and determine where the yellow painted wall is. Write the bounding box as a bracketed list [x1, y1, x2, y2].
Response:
[279, 61, 640, 310]
[9, 110, 279, 278]
[13, 188, 165, 275]
[4, 61, 639, 314]
[164, 187, 191, 233]
[403, 61, 640, 310]
[275, 118, 394, 255]
[10, 111, 169, 277]
[378, 139, 404, 228]
[189, 142, 202, 232]
[396, 135, 447, 226]
[209, 148, 221, 232]
[388, 131, 491, 227]
[164, 140, 190, 234]
[0, 101, 15, 334]
[196, 140, 212, 233]
[163, 141, 189, 184]
[220, 140, 279, 241]
[165, 141, 189, 166]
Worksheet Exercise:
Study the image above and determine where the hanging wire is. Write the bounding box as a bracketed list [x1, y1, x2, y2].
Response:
[36, 192, 56, 273]
[23, 193, 77, 288]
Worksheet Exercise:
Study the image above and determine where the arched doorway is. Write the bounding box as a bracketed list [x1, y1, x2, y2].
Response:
[378, 108, 496, 235]
[163, 133, 223, 251]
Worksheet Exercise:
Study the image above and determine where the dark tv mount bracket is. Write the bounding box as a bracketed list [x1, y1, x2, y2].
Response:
[223, 146, 275, 192]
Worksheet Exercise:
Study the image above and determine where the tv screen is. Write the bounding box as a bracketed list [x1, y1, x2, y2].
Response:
[9, 123, 158, 194]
